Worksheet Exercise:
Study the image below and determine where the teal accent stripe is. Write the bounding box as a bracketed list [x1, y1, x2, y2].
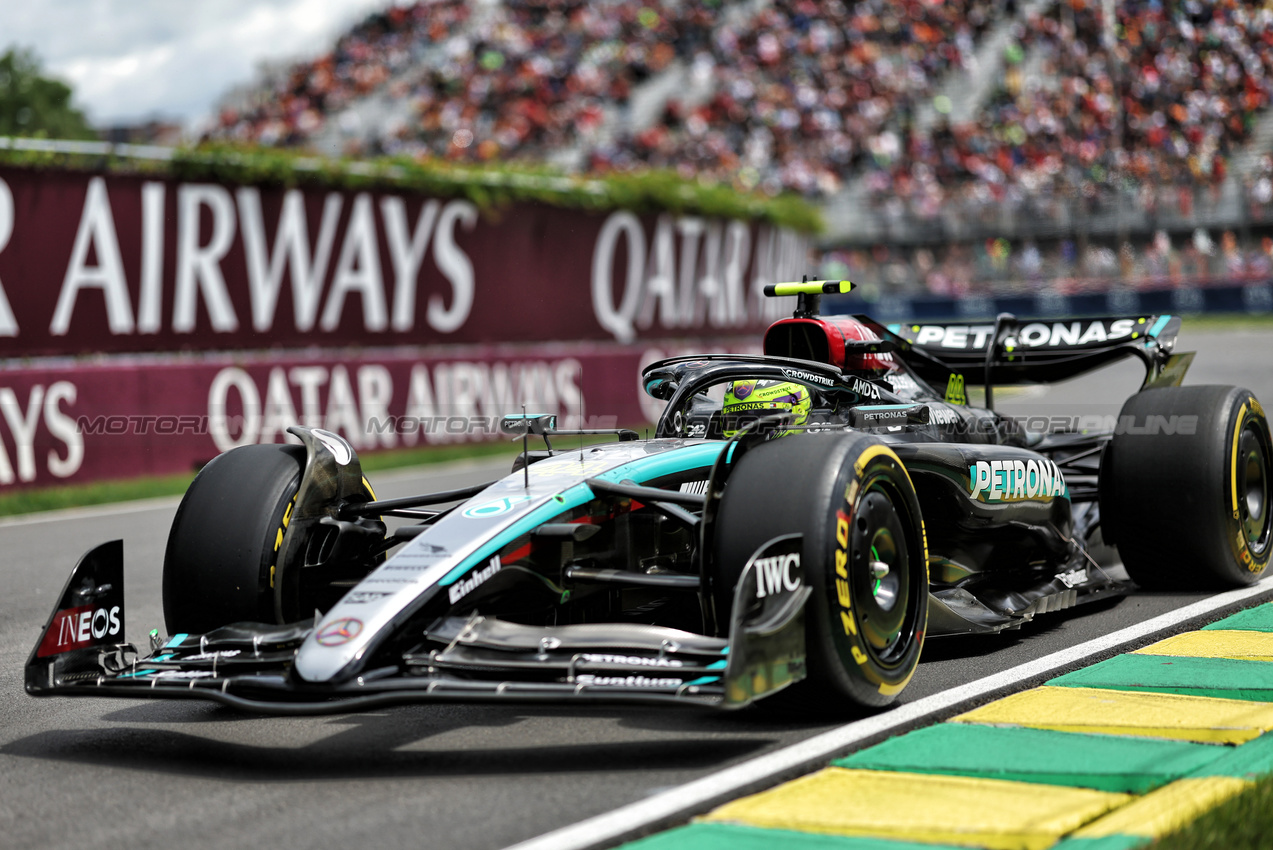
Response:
[165, 633, 188, 648]
[439, 483, 592, 585]
[706, 659, 728, 670]
[591, 441, 727, 486]
[681, 676, 721, 687]
[439, 444, 727, 587]
[1147, 315, 1171, 337]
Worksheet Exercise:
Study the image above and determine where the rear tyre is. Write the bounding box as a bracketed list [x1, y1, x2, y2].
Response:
[163, 444, 305, 634]
[713, 433, 928, 709]
[1101, 385, 1273, 589]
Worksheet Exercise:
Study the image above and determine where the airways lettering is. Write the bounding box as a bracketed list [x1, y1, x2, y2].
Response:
[45, 181, 478, 339]
[0, 177, 16, 336]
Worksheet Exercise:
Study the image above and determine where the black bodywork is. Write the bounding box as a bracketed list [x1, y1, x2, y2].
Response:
[25, 297, 1189, 714]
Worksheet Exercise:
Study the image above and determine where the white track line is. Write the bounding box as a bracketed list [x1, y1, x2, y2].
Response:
[505, 576, 1273, 850]
[0, 495, 184, 527]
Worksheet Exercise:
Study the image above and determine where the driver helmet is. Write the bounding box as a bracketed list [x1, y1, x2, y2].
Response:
[721, 380, 811, 437]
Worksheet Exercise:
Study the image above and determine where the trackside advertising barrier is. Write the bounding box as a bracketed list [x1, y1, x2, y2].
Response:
[0, 168, 805, 355]
[0, 166, 802, 489]
[0, 341, 753, 489]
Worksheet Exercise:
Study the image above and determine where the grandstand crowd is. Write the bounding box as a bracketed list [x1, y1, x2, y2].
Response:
[819, 227, 1273, 299]
[212, 0, 1004, 191]
[869, 1, 1273, 222]
[209, 0, 1273, 295]
[214, 0, 717, 161]
[590, 0, 999, 196]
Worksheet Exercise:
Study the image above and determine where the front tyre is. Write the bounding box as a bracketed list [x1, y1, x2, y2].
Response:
[1101, 385, 1273, 588]
[163, 444, 306, 634]
[713, 433, 928, 709]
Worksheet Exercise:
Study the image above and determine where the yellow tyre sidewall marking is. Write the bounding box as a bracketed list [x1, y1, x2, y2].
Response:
[1231, 401, 1271, 574]
[842, 443, 926, 695]
[1231, 402, 1247, 517]
[270, 493, 298, 589]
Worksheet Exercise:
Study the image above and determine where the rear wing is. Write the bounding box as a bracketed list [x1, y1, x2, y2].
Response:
[878, 315, 1187, 387]
[755, 281, 1187, 390]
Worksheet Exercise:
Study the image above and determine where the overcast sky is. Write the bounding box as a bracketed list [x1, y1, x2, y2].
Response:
[0, 0, 393, 132]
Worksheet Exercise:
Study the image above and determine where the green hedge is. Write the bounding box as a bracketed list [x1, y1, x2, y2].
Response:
[0, 139, 822, 233]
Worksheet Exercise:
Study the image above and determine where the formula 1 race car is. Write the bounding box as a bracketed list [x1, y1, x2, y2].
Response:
[26, 280, 1273, 714]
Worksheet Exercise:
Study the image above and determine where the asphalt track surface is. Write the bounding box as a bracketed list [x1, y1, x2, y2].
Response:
[3, 327, 1273, 850]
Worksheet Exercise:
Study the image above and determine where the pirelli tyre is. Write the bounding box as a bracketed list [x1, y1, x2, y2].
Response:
[714, 432, 928, 709]
[1101, 385, 1273, 589]
[163, 444, 306, 634]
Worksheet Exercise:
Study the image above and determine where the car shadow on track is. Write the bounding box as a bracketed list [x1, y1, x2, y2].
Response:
[88, 700, 835, 734]
[1, 702, 781, 780]
[1, 726, 771, 781]
[916, 593, 1130, 663]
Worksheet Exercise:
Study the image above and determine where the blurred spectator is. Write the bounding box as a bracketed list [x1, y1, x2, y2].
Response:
[871, 1, 1273, 221]
[207, 0, 1273, 255]
[208, 0, 1000, 188]
[214, 3, 474, 147]
[596, 0, 998, 196]
[820, 224, 1273, 298]
[210, 0, 715, 164]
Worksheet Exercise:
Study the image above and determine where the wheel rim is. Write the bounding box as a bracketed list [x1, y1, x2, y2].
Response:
[1238, 422, 1272, 556]
[850, 488, 911, 663]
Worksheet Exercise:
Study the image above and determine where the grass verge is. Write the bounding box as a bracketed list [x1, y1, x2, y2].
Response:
[0, 471, 200, 517]
[0, 426, 658, 518]
[1174, 312, 1273, 331]
[0, 438, 524, 518]
[1151, 772, 1273, 849]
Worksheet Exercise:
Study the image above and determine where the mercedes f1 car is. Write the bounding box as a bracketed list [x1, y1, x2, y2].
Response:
[26, 280, 1273, 714]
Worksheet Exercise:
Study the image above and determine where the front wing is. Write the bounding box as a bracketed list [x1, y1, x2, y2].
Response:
[26, 539, 809, 714]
